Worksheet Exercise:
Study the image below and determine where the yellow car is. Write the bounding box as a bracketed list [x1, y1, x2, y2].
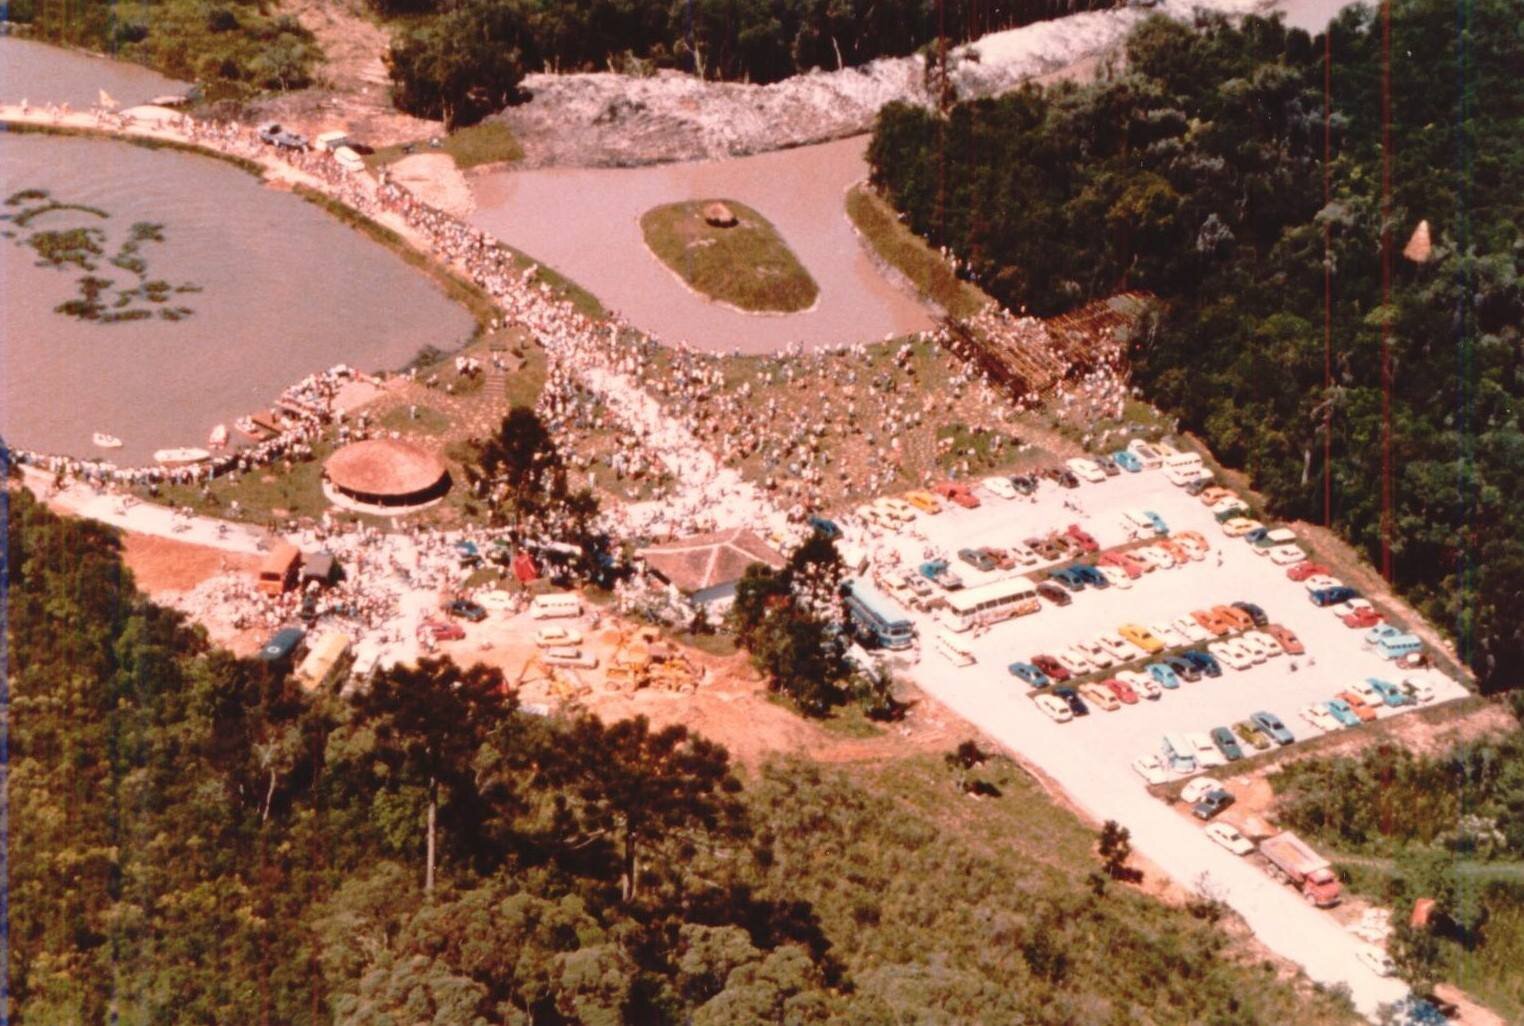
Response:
[904, 490, 943, 515]
[1221, 517, 1264, 538]
[1118, 623, 1165, 654]
[1080, 683, 1121, 712]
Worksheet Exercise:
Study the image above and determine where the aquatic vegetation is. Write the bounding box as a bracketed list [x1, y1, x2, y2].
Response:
[2, 189, 201, 324]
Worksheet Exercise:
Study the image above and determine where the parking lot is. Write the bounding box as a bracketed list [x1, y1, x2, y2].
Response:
[840, 462, 1470, 1016]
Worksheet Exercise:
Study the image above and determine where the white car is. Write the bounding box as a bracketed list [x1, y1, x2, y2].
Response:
[1055, 647, 1094, 675]
[534, 625, 584, 647]
[1150, 621, 1188, 647]
[1349, 678, 1384, 707]
[1095, 633, 1137, 662]
[1097, 565, 1133, 589]
[1303, 575, 1343, 592]
[1332, 599, 1376, 619]
[1209, 496, 1248, 516]
[1036, 693, 1073, 723]
[1355, 945, 1397, 977]
[1190, 733, 1227, 768]
[1127, 440, 1164, 468]
[1401, 675, 1436, 703]
[1181, 776, 1224, 804]
[1076, 639, 1116, 669]
[1172, 615, 1213, 643]
[1118, 670, 1162, 700]
[1301, 703, 1341, 732]
[1241, 631, 1283, 659]
[1133, 754, 1170, 784]
[1067, 457, 1108, 484]
[983, 476, 1018, 500]
[1204, 821, 1255, 856]
[1153, 439, 1184, 458]
[1209, 641, 1253, 671]
[1132, 546, 1174, 571]
[1009, 542, 1040, 566]
[1230, 637, 1267, 664]
[1268, 544, 1306, 565]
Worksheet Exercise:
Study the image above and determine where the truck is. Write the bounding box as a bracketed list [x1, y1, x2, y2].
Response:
[1257, 831, 1342, 907]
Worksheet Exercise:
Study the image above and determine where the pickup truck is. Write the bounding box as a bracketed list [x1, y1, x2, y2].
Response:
[1257, 831, 1342, 906]
[918, 559, 964, 591]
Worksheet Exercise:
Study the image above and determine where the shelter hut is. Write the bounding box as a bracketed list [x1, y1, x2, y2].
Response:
[702, 202, 738, 228]
[637, 528, 785, 609]
[324, 438, 450, 508]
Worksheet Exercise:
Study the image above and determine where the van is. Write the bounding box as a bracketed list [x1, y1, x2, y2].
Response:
[258, 541, 302, 597]
[1127, 439, 1164, 468]
[529, 593, 582, 620]
[333, 145, 366, 172]
[1377, 635, 1423, 661]
[1162, 452, 1208, 485]
[933, 630, 975, 666]
[1161, 734, 1197, 773]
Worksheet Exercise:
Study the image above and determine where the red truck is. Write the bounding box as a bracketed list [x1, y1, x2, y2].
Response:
[1258, 831, 1342, 907]
[933, 481, 981, 509]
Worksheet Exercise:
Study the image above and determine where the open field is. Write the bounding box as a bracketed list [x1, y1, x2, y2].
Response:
[639, 199, 819, 314]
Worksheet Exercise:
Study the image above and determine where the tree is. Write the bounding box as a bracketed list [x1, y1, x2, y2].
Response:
[555, 716, 748, 903]
[387, 0, 531, 129]
[470, 405, 567, 521]
[1098, 820, 1140, 883]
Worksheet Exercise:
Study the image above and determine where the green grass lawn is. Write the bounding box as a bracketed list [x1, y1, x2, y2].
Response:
[366, 121, 523, 171]
[845, 182, 992, 320]
[639, 199, 818, 313]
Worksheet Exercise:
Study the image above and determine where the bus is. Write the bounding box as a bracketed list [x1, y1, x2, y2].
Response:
[844, 580, 916, 650]
[938, 577, 1040, 632]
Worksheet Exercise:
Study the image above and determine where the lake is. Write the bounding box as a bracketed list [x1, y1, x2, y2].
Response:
[0, 34, 189, 108]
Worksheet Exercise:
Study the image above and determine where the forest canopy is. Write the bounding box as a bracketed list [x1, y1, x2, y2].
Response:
[866, 0, 1524, 689]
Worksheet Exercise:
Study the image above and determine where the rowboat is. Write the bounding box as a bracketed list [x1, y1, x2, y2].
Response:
[153, 447, 211, 465]
[92, 432, 123, 449]
[208, 424, 229, 449]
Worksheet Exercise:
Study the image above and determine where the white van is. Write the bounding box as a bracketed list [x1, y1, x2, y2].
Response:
[1189, 731, 1226, 767]
[333, 145, 366, 172]
[1127, 439, 1164, 468]
[1161, 734, 1197, 773]
[933, 630, 975, 666]
[529, 593, 582, 620]
[1162, 452, 1209, 485]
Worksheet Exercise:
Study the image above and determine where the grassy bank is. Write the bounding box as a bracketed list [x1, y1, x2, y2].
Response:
[640, 199, 818, 313]
[845, 182, 991, 319]
[366, 122, 523, 170]
[0, 119, 265, 178]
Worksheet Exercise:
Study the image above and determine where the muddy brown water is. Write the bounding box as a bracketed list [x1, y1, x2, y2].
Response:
[470, 136, 936, 354]
[1, 133, 474, 464]
[0, 35, 189, 109]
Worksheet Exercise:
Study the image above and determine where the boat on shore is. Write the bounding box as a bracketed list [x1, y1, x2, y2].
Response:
[208, 423, 229, 449]
[153, 446, 210, 465]
[92, 432, 123, 449]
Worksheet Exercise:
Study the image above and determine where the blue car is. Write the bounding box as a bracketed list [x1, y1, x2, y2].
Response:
[1325, 699, 1361, 727]
[1053, 687, 1089, 716]
[1244, 526, 1271, 546]
[1367, 678, 1412, 707]
[1181, 649, 1223, 678]
[1142, 510, 1168, 535]
[1147, 662, 1181, 689]
[1008, 661, 1052, 688]
[1072, 565, 1109, 589]
[1111, 449, 1143, 472]
[1251, 711, 1295, 745]
[808, 515, 841, 539]
[1047, 567, 1086, 592]
[1311, 586, 1360, 607]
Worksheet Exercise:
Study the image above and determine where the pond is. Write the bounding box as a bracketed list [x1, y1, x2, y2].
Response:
[0, 35, 189, 108]
[0, 133, 475, 464]
[470, 136, 936, 354]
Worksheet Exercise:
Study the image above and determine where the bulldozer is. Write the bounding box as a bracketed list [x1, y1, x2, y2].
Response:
[605, 628, 703, 693]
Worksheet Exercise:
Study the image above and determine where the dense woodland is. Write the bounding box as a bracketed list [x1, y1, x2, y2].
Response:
[867, 0, 1524, 691]
[1269, 710, 1524, 1017]
[6, 0, 318, 98]
[7, 489, 1366, 1024]
[383, 0, 1113, 126]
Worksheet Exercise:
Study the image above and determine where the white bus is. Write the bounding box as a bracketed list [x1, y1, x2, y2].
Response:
[529, 593, 582, 620]
[938, 577, 1040, 631]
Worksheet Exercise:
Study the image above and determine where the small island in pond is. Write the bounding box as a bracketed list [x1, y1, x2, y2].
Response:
[639, 199, 819, 314]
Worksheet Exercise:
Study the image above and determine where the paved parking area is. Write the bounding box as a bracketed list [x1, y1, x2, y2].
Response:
[842, 467, 1469, 1017]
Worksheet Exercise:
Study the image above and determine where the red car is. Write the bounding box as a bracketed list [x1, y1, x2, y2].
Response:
[1287, 561, 1331, 582]
[1103, 677, 1139, 705]
[1098, 551, 1143, 579]
[1031, 654, 1072, 683]
[1065, 523, 1099, 553]
[1036, 582, 1073, 607]
[933, 481, 981, 509]
[983, 547, 1016, 570]
[1342, 607, 1384, 629]
[1266, 623, 1305, 655]
[419, 619, 465, 641]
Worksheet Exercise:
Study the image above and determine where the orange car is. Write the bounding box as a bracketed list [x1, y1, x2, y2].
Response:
[1267, 623, 1305, 655]
[1192, 609, 1235, 636]
[1212, 604, 1255, 631]
[1199, 487, 1236, 506]
[1157, 538, 1192, 564]
[1337, 691, 1379, 722]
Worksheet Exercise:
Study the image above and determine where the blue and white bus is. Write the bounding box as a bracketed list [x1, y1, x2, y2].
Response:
[844, 580, 917, 650]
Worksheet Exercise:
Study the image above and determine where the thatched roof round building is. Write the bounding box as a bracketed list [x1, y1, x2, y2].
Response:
[702, 202, 737, 227]
[324, 439, 450, 507]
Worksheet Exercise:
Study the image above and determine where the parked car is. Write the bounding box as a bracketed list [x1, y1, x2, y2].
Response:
[1287, 561, 1332, 582]
[1047, 567, 1086, 592]
[1222, 517, 1264, 538]
[1117, 623, 1165, 654]
[1311, 585, 1360, 607]
[1400, 676, 1437, 703]
[1045, 466, 1080, 489]
[1118, 669, 1161, 700]
[1181, 649, 1223, 678]
[1233, 720, 1272, 750]
[1009, 474, 1039, 496]
[1036, 582, 1073, 606]
[1210, 727, 1245, 761]
[1008, 662, 1052, 688]
[1193, 788, 1236, 820]
[958, 547, 997, 572]
[1266, 624, 1305, 655]
[1065, 523, 1099, 553]
[1342, 606, 1384, 629]
[1132, 754, 1169, 784]
[1054, 647, 1094, 675]
[1053, 686, 1089, 716]
[1112, 449, 1143, 472]
[1355, 945, 1397, 978]
[1096, 632, 1140, 661]
[1149, 621, 1187, 647]
[1324, 699, 1362, 728]
[1301, 703, 1342, 732]
[1209, 641, 1253, 671]
[1172, 615, 1213, 643]
[1008, 542, 1041, 567]
[1215, 604, 1256, 630]
[1175, 531, 1210, 558]
[934, 481, 980, 509]
[807, 514, 841, 538]
[919, 559, 964, 590]
[534, 625, 583, 647]
[1095, 455, 1122, 477]
[1368, 678, 1413, 707]
[1163, 655, 1202, 682]
[1097, 565, 1133, 589]
[1147, 662, 1182, 689]
[1075, 639, 1116, 669]
[982, 476, 1018, 500]
[419, 619, 465, 641]
[1103, 678, 1139, 705]
[1031, 654, 1071, 683]
[1132, 546, 1175, 571]
[1250, 711, 1295, 745]
[1198, 486, 1236, 506]
[1098, 551, 1144, 579]
[1232, 601, 1269, 627]
[1035, 694, 1073, 722]
[1193, 609, 1235, 636]
[1237, 632, 1279, 662]
[1268, 545, 1307, 565]
[1302, 575, 1343, 593]
[1079, 683, 1120, 711]
[1066, 457, 1108, 484]
[446, 598, 488, 622]
[1335, 691, 1378, 722]
[1205, 822, 1255, 855]
[1071, 565, 1110, 589]
[1181, 777, 1224, 804]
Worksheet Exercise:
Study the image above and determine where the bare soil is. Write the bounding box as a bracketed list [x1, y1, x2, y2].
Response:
[121, 531, 260, 593]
